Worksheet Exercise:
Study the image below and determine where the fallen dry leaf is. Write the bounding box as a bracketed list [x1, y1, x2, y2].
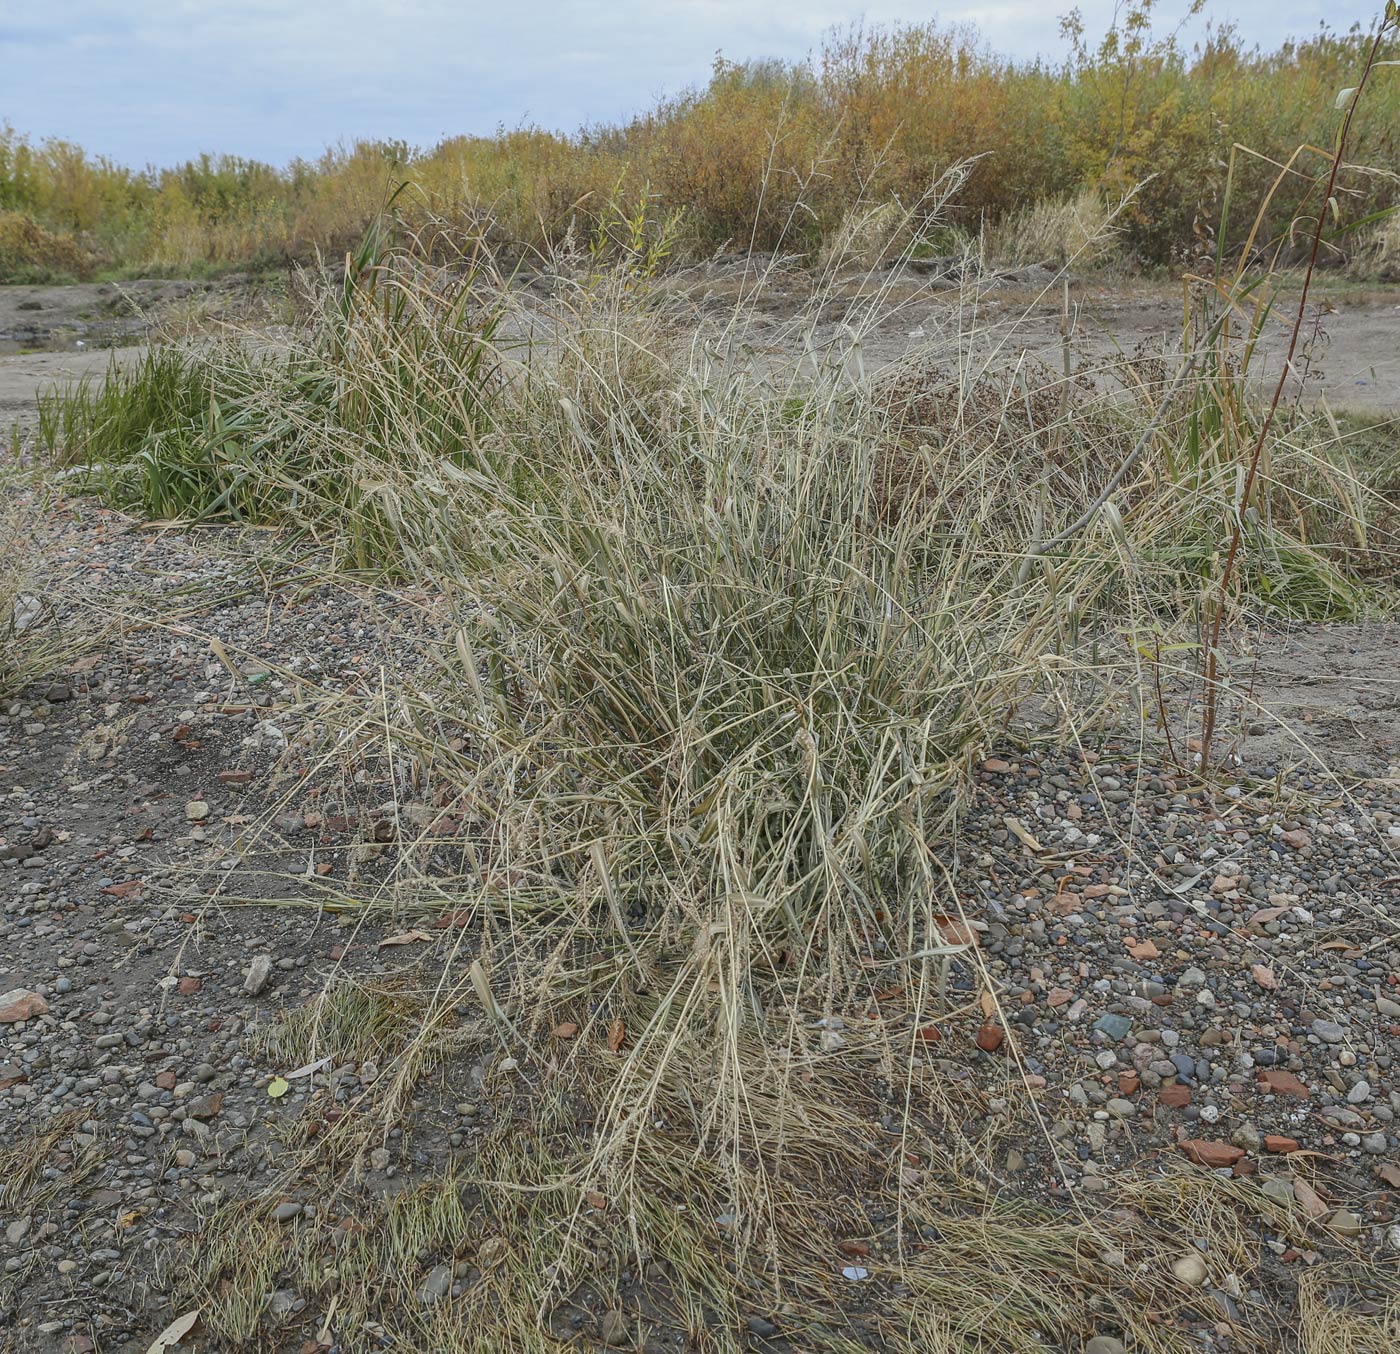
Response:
[146, 1311, 200, 1354]
[284, 1054, 334, 1081]
[378, 928, 435, 948]
[552, 1022, 580, 1039]
[607, 1017, 627, 1053]
[934, 916, 978, 947]
[585, 1191, 607, 1209]
[979, 990, 996, 1019]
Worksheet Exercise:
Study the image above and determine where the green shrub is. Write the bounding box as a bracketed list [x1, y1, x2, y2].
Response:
[5, 6, 1399, 277]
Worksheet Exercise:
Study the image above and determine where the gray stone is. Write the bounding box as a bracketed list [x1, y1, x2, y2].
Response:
[243, 955, 273, 996]
[601, 1309, 630, 1346]
[1093, 1014, 1132, 1040]
[418, 1265, 452, 1303]
[1311, 1019, 1346, 1044]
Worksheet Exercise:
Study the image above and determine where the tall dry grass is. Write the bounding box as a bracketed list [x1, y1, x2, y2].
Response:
[135, 225, 1393, 1347]
[26, 147, 1398, 1344]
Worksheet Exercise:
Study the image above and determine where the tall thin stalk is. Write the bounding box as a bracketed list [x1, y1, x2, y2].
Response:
[1198, 8, 1396, 771]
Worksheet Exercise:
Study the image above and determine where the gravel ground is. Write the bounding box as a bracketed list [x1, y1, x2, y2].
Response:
[2, 492, 1398, 1352]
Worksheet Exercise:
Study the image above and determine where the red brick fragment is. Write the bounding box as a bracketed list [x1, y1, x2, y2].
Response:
[1258, 1069, 1310, 1099]
[975, 1023, 1005, 1052]
[1179, 1139, 1247, 1168]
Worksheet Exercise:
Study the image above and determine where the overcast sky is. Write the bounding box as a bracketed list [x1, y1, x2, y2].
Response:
[1, 1, 1354, 169]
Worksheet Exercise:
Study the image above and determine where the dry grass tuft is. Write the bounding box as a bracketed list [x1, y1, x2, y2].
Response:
[0, 493, 110, 698]
[0, 1111, 105, 1217]
[43, 180, 1396, 1351]
[983, 188, 1121, 269]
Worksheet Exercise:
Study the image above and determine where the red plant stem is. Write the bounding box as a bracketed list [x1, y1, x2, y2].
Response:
[1198, 18, 1391, 772]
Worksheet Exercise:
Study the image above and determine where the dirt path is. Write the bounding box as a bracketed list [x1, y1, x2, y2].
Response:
[4, 279, 1399, 437]
[863, 292, 1400, 414]
[0, 349, 144, 436]
[672, 265, 1400, 415]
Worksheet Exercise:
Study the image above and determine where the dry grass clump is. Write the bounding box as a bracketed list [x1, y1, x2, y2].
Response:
[816, 201, 907, 272]
[1346, 208, 1400, 280]
[34, 230, 509, 566]
[0, 493, 107, 698]
[982, 188, 1121, 269]
[33, 190, 1396, 1347]
[0, 1111, 104, 1216]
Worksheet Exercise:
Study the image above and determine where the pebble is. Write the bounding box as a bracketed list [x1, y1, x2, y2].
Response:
[0, 988, 49, 1023]
[1171, 1252, 1208, 1287]
[601, 1310, 630, 1346]
[419, 1265, 452, 1303]
[243, 954, 273, 996]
